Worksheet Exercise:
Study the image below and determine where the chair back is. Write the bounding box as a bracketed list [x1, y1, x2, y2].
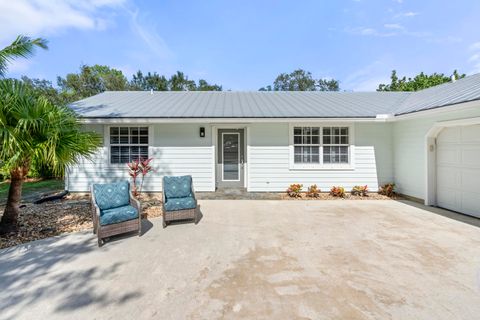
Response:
[93, 180, 130, 210]
[162, 175, 193, 199]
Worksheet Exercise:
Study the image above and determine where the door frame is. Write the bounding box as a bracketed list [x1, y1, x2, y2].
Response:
[212, 125, 249, 189]
[221, 132, 241, 182]
[424, 116, 480, 206]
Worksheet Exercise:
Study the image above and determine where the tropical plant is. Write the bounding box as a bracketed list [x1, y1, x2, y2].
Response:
[379, 183, 396, 197]
[351, 185, 368, 196]
[0, 35, 48, 77]
[377, 70, 465, 92]
[286, 183, 303, 198]
[0, 79, 101, 234]
[330, 186, 345, 198]
[127, 157, 154, 197]
[306, 184, 320, 198]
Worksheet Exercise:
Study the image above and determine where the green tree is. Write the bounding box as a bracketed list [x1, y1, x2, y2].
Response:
[57, 64, 128, 100]
[168, 71, 196, 91]
[377, 70, 466, 91]
[0, 35, 48, 77]
[129, 71, 168, 91]
[0, 79, 101, 234]
[262, 69, 340, 91]
[197, 79, 222, 91]
[21, 76, 66, 106]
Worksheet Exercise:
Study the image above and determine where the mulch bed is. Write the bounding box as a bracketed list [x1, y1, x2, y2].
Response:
[280, 192, 402, 200]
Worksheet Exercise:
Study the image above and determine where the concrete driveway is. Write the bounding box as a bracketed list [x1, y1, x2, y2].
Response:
[1, 200, 480, 320]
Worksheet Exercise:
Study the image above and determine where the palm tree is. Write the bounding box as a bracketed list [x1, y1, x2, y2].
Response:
[0, 35, 48, 77]
[0, 79, 101, 234]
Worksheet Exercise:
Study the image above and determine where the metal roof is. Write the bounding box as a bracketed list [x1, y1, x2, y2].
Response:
[70, 73, 480, 119]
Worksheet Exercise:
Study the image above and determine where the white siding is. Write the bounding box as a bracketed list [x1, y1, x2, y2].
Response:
[247, 123, 393, 192]
[393, 107, 480, 200]
[67, 124, 215, 192]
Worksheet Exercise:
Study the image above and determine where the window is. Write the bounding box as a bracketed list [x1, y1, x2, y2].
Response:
[110, 127, 149, 164]
[292, 125, 350, 166]
[293, 127, 320, 163]
[323, 127, 349, 164]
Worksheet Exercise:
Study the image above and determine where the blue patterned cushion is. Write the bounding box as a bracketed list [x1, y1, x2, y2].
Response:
[100, 205, 138, 226]
[93, 181, 130, 210]
[163, 176, 193, 199]
[164, 196, 196, 211]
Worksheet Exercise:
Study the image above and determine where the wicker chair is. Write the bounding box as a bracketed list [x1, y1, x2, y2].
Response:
[162, 175, 198, 228]
[91, 181, 141, 247]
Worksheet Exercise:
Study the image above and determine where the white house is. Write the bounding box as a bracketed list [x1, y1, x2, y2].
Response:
[68, 74, 480, 217]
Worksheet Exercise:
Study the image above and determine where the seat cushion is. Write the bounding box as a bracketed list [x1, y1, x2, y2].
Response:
[100, 205, 138, 226]
[93, 181, 130, 210]
[164, 196, 196, 211]
[163, 175, 193, 199]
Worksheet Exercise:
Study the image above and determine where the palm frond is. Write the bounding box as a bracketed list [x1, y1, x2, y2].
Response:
[0, 35, 48, 77]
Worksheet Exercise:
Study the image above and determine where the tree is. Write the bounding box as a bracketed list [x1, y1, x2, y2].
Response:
[261, 69, 340, 91]
[57, 64, 128, 100]
[0, 79, 101, 234]
[129, 71, 168, 91]
[0, 35, 48, 77]
[197, 79, 222, 91]
[377, 70, 466, 92]
[21, 76, 66, 106]
[168, 71, 196, 91]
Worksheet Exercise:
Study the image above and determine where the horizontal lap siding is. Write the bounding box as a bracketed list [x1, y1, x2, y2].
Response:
[67, 124, 214, 192]
[247, 123, 393, 192]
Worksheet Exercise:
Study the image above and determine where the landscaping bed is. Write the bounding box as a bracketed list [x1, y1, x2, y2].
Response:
[280, 192, 401, 200]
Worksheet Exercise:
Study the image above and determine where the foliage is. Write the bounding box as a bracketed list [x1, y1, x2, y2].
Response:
[0, 179, 64, 203]
[127, 157, 154, 197]
[0, 79, 101, 232]
[197, 79, 222, 91]
[330, 186, 345, 198]
[306, 184, 320, 198]
[377, 70, 465, 92]
[378, 183, 395, 197]
[351, 185, 368, 196]
[260, 69, 340, 91]
[0, 35, 48, 77]
[21, 76, 68, 106]
[286, 183, 303, 197]
[129, 71, 168, 91]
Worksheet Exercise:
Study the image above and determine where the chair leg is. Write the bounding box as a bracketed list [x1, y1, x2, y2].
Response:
[97, 236, 103, 247]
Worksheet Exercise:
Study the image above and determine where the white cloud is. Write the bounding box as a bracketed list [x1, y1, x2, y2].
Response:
[0, 0, 126, 44]
[394, 11, 420, 18]
[384, 23, 404, 30]
[343, 60, 392, 91]
[346, 24, 429, 38]
[468, 42, 480, 74]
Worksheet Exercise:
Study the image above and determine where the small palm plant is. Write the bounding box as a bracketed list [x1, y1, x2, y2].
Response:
[0, 79, 101, 234]
[0, 35, 48, 77]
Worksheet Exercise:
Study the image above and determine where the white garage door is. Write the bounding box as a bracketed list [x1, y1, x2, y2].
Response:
[436, 125, 480, 217]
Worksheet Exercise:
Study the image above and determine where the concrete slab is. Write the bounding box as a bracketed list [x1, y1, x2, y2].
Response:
[1, 200, 480, 320]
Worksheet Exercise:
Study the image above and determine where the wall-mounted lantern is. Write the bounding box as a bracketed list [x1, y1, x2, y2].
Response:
[199, 127, 205, 138]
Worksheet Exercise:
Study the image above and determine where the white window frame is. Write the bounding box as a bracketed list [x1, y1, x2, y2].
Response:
[288, 123, 355, 170]
[105, 125, 152, 166]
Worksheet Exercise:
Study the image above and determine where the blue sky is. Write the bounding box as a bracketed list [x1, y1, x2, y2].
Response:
[1, 0, 480, 91]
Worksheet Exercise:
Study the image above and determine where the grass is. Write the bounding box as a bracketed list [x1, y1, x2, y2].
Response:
[0, 179, 64, 204]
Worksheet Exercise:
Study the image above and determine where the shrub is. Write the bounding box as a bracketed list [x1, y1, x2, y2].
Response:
[306, 184, 320, 198]
[330, 186, 345, 198]
[351, 185, 368, 196]
[128, 157, 154, 197]
[287, 183, 303, 198]
[379, 183, 395, 197]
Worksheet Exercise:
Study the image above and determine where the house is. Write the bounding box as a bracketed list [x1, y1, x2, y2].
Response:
[68, 74, 480, 217]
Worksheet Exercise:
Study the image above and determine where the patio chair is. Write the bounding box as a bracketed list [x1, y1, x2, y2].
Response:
[162, 175, 198, 228]
[91, 180, 141, 246]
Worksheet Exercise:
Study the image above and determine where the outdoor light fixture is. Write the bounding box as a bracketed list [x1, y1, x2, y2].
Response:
[199, 127, 205, 137]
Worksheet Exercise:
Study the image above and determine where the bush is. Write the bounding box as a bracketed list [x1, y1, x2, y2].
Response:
[287, 184, 303, 198]
[330, 186, 345, 198]
[306, 184, 320, 198]
[379, 183, 395, 197]
[351, 185, 368, 196]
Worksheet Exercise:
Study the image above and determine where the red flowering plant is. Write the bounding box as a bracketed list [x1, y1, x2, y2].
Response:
[351, 185, 368, 197]
[287, 184, 303, 198]
[330, 186, 345, 198]
[306, 184, 320, 198]
[127, 157, 154, 197]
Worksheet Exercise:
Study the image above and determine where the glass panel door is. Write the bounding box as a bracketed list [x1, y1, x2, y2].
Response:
[222, 133, 240, 181]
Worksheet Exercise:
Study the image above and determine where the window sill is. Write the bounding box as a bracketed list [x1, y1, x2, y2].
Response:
[289, 165, 355, 171]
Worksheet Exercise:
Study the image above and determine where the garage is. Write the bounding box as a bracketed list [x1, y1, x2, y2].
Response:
[436, 124, 480, 217]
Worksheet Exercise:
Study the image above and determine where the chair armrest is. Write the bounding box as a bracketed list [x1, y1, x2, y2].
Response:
[129, 189, 141, 213]
[162, 176, 166, 210]
[191, 178, 197, 202]
[90, 185, 101, 230]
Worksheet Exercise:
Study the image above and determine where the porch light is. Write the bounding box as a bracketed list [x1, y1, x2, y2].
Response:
[199, 127, 205, 138]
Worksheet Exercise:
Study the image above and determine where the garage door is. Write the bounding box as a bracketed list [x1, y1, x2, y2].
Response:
[436, 125, 480, 217]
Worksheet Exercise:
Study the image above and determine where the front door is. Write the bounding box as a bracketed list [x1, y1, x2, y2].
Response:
[217, 129, 244, 189]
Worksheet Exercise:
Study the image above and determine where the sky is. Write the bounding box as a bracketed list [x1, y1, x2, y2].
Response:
[1, 0, 480, 91]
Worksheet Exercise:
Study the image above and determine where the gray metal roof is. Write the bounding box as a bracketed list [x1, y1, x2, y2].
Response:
[70, 73, 480, 119]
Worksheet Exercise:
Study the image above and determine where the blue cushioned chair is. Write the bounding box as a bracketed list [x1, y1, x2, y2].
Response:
[162, 175, 198, 228]
[91, 181, 141, 246]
